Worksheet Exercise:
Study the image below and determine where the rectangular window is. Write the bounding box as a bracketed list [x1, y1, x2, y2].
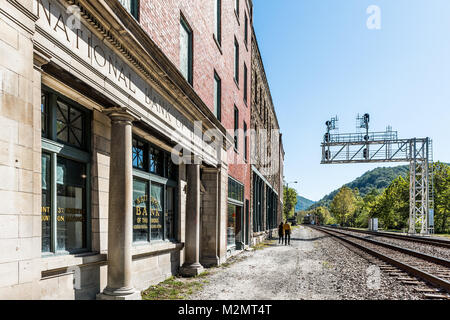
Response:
[243, 63, 248, 104]
[234, 38, 239, 84]
[244, 122, 248, 161]
[214, 72, 221, 121]
[165, 187, 176, 240]
[56, 157, 87, 252]
[133, 138, 147, 170]
[234, 106, 239, 150]
[214, 0, 221, 45]
[180, 17, 193, 85]
[133, 179, 149, 242]
[244, 13, 248, 46]
[132, 137, 179, 244]
[41, 153, 51, 253]
[150, 183, 164, 241]
[119, 0, 139, 20]
[41, 87, 91, 255]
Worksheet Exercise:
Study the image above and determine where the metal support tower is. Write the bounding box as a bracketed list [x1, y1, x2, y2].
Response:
[321, 115, 434, 235]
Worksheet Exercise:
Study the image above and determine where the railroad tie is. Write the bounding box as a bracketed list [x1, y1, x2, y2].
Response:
[423, 293, 450, 300]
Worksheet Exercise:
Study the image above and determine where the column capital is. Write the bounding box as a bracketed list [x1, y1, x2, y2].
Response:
[104, 107, 140, 123]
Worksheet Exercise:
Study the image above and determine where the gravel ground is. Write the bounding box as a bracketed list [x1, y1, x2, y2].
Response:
[189, 226, 423, 300]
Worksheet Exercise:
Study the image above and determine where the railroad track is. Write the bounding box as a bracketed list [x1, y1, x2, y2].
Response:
[310, 225, 450, 300]
[333, 226, 450, 249]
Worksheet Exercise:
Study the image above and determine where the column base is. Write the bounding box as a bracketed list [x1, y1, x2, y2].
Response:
[200, 256, 220, 268]
[97, 291, 141, 300]
[97, 287, 141, 300]
[180, 263, 204, 277]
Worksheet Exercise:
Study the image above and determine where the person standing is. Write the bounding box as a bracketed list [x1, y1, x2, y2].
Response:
[283, 220, 292, 245]
[278, 222, 284, 244]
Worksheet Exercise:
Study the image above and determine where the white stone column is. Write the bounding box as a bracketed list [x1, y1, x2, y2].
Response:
[180, 158, 204, 276]
[97, 110, 140, 300]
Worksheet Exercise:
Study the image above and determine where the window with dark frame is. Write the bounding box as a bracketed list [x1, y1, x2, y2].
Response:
[41, 87, 90, 255]
[132, 137, 179, 244]
[214, 71, 221, 121]
[244, 63, 248, 104]
[214, 0, 221, 45]
[244, 13, 248, 46]
[234, 38, 239, 84]
[244, 121, 248, 161]
[119, 0, 139, 21]
[180, 16, 193, 85]
[234, 106, 239, 151]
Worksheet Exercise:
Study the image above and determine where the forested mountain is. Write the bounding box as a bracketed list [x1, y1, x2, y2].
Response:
[295, 196, 316, 211]
[311, 165, 410, 209]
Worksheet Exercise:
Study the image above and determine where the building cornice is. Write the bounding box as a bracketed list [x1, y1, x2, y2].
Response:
[62, 0, 233, 151]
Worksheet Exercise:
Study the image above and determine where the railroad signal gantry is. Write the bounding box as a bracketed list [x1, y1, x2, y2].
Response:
[321, 114, 434, 235]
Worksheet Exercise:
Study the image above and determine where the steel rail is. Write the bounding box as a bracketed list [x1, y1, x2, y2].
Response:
[310, 226, 450, 293]
[334, 226, 450, 249]
[319, 226, 450, 268]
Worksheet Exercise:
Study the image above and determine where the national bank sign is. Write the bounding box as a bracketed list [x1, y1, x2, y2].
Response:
[33, 0, 217, 163]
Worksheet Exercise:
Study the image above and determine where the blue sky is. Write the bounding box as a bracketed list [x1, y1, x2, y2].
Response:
[253, 0, 450, 201]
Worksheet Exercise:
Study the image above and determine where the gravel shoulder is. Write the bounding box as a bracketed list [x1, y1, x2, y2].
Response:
[189, 226, 423, 300]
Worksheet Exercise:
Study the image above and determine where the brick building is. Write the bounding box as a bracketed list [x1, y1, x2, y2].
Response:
[0, 0, 282, 300]
[250, 28, 285, 244]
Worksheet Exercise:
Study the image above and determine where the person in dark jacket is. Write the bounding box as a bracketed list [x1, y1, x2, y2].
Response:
[278, 222, 284, 244]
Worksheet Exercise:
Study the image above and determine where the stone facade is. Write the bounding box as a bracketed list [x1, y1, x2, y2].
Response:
[0, 0, 282, 300]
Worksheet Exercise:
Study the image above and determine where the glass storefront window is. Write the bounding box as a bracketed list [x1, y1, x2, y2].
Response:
[227, 204, 236, 247]
[56, 157, 87, 252]
[165, 187, 175, 240]
[133, 138, 147, 170]
[41, 87, 91, 255]
[150, 183, 164, 241]
[133, 179, 149, 242]
[41, 154, 51, 253]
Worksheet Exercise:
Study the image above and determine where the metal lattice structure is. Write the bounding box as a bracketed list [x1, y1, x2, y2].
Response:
[321, 114, 434, 235]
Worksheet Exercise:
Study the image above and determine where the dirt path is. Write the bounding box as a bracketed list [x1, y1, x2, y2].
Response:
[189, 226, 421, 300]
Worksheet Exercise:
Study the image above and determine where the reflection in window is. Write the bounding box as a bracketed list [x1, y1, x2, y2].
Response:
[165, 187, 175, 240]
[56, 157, 86, 252]
[133, 179, 149, 242]
[41, 92, 48, 137]
[149, 147, 164, 176]
[150, 183, 164, 241]
[133, 138, 147, 170]
[227, 204, 236, 247]
[41, 154, 51, 253]
[56, 99, 85, 148]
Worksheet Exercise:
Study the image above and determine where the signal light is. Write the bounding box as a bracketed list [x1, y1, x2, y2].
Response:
[363, 148, 369, 159]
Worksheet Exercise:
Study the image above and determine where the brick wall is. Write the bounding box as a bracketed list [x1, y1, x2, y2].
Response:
[138, 0, 252, 201]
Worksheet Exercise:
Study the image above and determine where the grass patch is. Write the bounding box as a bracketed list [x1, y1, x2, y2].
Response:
[142, 275, 208, 300]
[251, 239, 276, 251]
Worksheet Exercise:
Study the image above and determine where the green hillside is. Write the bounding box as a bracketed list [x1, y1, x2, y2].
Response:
[295, 196, 316, 211]
[311, 165, 410, 209]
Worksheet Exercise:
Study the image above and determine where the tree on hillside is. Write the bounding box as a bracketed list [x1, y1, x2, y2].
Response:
[329, 186, 356, 226]
[283, 186, 298, 220]
[433, 162, 450, 233]
[354, 188, 380, 228]
[371, 176, 409, 230]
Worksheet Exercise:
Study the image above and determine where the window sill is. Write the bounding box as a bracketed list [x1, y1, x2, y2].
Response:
[40, 252, 106, 275]
[132, 241, 184, 258]
[213, 35, 223, 55]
